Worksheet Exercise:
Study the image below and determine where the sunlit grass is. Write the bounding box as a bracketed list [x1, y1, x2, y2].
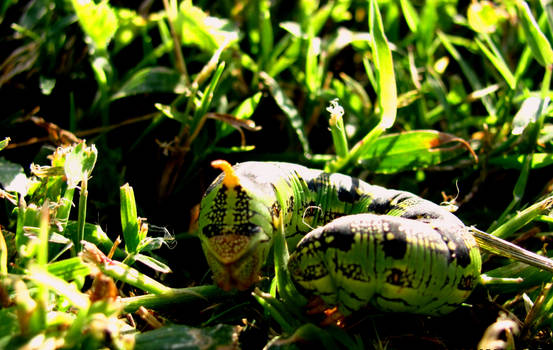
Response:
[1, 0, 553, 348]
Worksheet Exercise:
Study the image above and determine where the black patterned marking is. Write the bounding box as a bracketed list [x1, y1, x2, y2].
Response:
[337, 179, 361, 203]
[435, 224, 473, 268]
[202, 223, 221, 238]
[366, 197, 393, 214]
[286, 195, 294, 214]
[385, 268, 415, 288]
[457, 275, 477, 291]
[338, 263, 369, 281]
[306, 173, 330, 193]
[202, 223, 261, 238]
[386, 268, 405, 286]
[294, 263, 327, 280]
[206, 186, 228, 224]
[381, 227, 407, 260]
[453, 241, 472, 268]
[233, 186, 251, 224]
[321, 228, 356, 252]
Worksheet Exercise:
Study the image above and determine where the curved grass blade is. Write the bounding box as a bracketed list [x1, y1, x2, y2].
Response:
[475, 37, 516, 90]
[111, 67, 187, 100]
[517, 1, 553, 67]
[359, 130, 476, 173]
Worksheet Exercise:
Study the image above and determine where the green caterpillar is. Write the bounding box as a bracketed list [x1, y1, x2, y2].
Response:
[198, 160, 481, 315]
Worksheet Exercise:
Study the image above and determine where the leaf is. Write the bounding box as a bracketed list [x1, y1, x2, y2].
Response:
[134, 324, 239, 350]
[113, 8, 145, 51]
[70, 0, 118, 52]
[0, 137, 9, 151]
[134, 253, 172, 274]
[112, 67, 187, 100]
[369, 0, 396, 130]
[47, 256, 92, 281]
[0, 157, 29, 195]
[120, 183, 140, 254]
[399, 0, 419, 33]
[517, 1, 553, 67]
[258, 0, 273, 66]
[176, 0, 239, 53]
[358, 130, 475, 173]
[190, 62, 226, 133]
[512, 96, 548, 135]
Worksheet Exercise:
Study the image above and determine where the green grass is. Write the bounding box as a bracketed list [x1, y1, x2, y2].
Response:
[1, 0, 553, 348]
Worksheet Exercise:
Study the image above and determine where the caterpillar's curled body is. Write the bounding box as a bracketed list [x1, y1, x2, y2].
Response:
[198, 161, 482, 315]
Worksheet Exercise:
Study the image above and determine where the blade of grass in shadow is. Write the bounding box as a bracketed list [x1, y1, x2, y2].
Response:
[122, 285, 229, 313]
[327, 0, 396, 172]
[523, 282, 553, 338]
[260, 71, 311, 154]
[488, 153, 532, 232]
[134, 324, 239, 350]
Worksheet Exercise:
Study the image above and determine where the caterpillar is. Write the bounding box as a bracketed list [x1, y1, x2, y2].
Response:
[198, 160, 481, 315]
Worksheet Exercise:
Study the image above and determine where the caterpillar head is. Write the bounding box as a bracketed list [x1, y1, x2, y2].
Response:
[198, 160, 274, 291]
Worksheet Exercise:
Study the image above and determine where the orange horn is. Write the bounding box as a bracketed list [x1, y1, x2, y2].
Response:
[211, 160, 240, 188]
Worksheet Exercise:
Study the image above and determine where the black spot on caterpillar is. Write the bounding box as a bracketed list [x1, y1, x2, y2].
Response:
[198, 160, 481, 315]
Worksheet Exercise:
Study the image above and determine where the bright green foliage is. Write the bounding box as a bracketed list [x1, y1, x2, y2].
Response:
[71, 0, 118, 52]
[2, 0, 553, 348]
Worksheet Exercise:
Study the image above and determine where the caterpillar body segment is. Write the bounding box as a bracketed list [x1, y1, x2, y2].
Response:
[288, 214, 481, 315]
[198, 160, 482, 314]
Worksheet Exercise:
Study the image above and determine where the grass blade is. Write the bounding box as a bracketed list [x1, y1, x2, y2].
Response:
[327, 0, 396, 172]
[475, 37, 516, 90]
[517, 1, 553, 67]
[261, 71, 311, 154]
[120, 183, 140, 254]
